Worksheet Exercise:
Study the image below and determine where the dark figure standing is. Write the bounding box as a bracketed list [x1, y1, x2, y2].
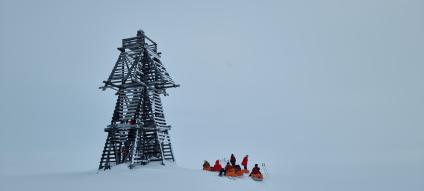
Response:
[223, 162, 232, 176]
[230, 154, 236, 166]
[241, 155, 249, 170]
[219, 168, 225, 176]
[121, 147, 129, 162]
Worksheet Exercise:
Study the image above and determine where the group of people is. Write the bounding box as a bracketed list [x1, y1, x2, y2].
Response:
[202, 154, 263, 181]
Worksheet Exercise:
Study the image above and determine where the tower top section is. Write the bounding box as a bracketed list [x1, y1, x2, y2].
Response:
[100, 30, 179, 93]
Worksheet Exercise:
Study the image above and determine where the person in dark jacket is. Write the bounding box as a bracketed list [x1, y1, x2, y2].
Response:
[203, 160, 211, 171]
[230, 154, 236, 166]
[121, 146, 129, 162]
[249, 164, 262, 176]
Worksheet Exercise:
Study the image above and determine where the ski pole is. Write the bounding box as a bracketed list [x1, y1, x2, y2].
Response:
[262, 163, 270, 178]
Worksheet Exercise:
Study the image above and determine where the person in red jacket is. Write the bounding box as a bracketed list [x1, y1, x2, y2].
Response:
[230, 154, 236, 166]
[241, 155, 249, 170]
[212, 160, 223, 172]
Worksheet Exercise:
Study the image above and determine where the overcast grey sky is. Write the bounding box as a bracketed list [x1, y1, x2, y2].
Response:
[0, 0, 423, 189]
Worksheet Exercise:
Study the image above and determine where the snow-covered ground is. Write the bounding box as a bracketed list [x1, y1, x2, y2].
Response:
[1, 161, 423, 191]
[0, 162, 277, 191]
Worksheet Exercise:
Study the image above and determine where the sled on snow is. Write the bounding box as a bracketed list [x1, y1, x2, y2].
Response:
[226, 168, 244, 177]
[250, 173, 264, 181]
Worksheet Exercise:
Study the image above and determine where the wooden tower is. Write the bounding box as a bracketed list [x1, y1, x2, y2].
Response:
[98, 30, 179, 170]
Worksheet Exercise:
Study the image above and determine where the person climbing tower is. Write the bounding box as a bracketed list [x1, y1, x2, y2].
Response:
[128, 118, 136, 125]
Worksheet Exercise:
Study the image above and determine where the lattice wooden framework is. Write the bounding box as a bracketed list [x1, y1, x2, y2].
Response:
[98, 30, 179, 170]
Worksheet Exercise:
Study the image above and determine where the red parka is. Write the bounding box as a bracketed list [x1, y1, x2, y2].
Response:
[241, 156, 248, 167]
[212, 160, 222, 171]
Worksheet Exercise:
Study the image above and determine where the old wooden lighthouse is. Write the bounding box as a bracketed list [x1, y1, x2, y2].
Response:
[98, 30, 179, 170]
